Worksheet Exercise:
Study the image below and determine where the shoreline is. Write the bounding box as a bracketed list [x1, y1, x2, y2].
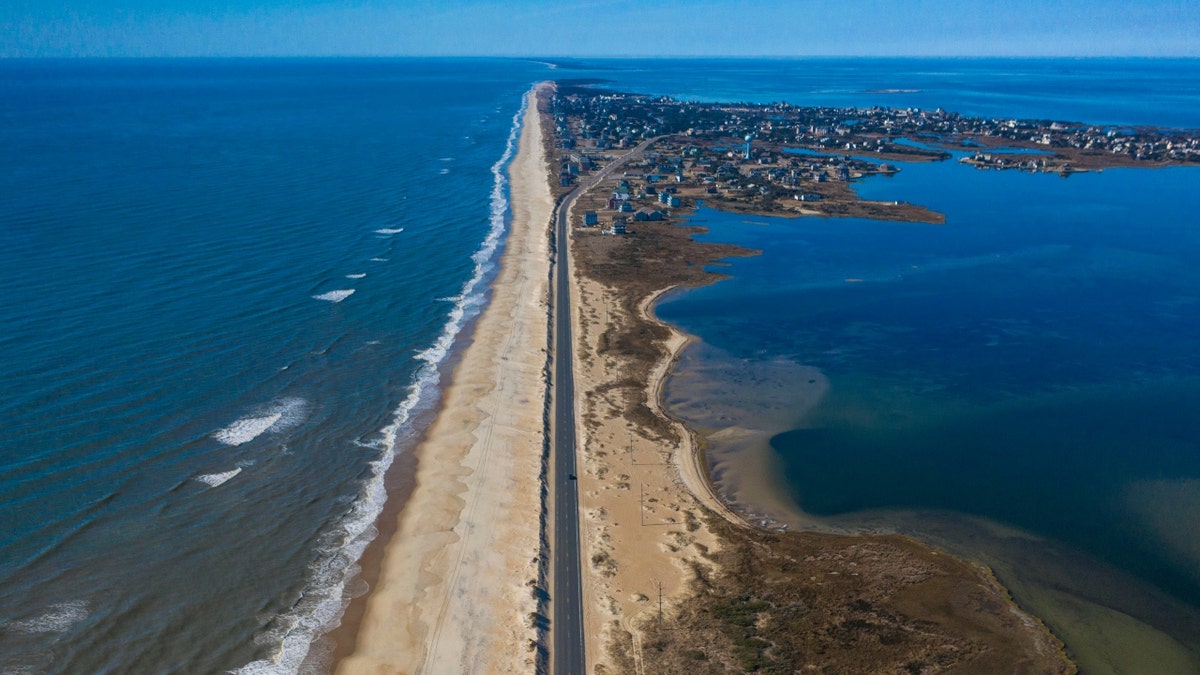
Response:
[333, 85, 553, 674]
[332, 79, 1078, 674]
[636, 286, 742, 529]
[560, 123, 1076, 670]
[322, 444, 417, 668]
[645, 203, 1200, 671]
[322, 320, 480, 669]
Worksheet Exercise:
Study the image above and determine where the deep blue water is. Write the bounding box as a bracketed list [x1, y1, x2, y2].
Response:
[554, 57, 1200, 129]
[4, 57, 1200, 673]
[661, 168, 1200, 596]
[0, 58, 545, 673]
[640, 58, 1200, 661]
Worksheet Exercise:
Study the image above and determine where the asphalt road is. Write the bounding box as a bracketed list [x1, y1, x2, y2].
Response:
[551, 182, 584, 673]
[551, 139, 657, 675]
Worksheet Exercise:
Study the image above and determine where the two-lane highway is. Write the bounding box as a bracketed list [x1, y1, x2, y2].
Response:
[550, 138, 659, 675]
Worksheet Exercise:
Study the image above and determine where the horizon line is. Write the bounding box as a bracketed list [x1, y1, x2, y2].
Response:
[5, 54, 1200, 60]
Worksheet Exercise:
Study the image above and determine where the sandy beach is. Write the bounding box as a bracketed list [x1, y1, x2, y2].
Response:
[335, 85, 553, 674]
[334, 79, 1075, 675]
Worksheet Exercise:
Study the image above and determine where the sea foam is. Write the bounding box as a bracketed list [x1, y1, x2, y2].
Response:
[233, 93, 529, 675]
[312, 289, 354, 303]
[4, 601, 89, 634]
[214, 398, 308, 446]
[195, 468, 242, 487]
[214, 414, 281, 446]
[373, 228, 404, 235]
[345, 273, 366, 279]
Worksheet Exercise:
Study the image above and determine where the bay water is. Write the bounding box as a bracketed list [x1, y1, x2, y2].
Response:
[592, 58, 1200, 670]
[4, 57, 1199, 672]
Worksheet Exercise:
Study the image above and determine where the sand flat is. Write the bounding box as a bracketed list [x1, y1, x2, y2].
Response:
[568, 243, 734, 675]
[335, 85, 552, 674]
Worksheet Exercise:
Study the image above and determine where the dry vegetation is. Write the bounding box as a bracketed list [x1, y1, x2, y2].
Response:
[540, 84, 1075, 674]
[609, 517, 1074, 675]
[568, 206, 1074, 673]
[705, 186, 946, 224]
[573, 212, 1075, 673]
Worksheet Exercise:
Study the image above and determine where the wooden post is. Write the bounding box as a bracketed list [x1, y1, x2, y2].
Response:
[653, 578, 664, 625]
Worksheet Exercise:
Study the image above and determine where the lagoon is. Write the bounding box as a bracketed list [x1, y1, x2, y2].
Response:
[659, 156, 1200, 668]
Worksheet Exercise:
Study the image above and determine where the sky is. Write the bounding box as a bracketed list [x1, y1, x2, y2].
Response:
[3, 0, 1199, 58]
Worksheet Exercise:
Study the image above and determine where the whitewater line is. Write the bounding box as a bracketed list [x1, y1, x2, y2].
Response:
[233, 94, 528, 675]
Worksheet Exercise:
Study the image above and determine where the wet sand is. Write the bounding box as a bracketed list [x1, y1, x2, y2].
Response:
[666, 361, 1200, 673]
[334, 84, 553, 674]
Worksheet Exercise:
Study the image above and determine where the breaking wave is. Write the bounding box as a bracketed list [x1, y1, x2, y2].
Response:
[3, 601, 89, 635]
[213, 415, 280, 446]
[213, 398, 309, 446]
[195, 468, 243, 487]
[232, 92, 528, 675]
[312, 290, 355, 303]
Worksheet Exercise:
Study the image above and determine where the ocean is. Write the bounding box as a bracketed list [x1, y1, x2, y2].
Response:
[3, 57, 1200, 673]
[0, 58, 545, 673]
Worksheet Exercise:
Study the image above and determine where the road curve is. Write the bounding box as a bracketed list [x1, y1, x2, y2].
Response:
[551, 138, 659, 675]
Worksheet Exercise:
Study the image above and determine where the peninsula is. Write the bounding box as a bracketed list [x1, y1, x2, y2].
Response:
[334, 80, 1200, 674]
[545, 83, 1079, 673]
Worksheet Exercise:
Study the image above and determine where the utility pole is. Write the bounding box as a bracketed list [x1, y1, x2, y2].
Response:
[652, 578, 664, 625]
[639, 482, 644, 526]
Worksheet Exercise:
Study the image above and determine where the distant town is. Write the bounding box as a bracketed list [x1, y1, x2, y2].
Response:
[550, 80, 1200, 227]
